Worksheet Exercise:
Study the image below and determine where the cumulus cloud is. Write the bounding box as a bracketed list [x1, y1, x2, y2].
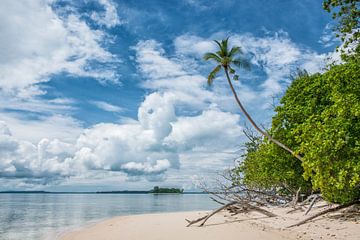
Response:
[0, 122, 78, 181]
[0, 0, 119, 97]
[164, 108, 243, 151]
[0, 0, 125, 163]
[0, 113, 83, 143]
[1, 25, 339, 189]
[0, 92, 243, 184]
[120, 160, 171, 176]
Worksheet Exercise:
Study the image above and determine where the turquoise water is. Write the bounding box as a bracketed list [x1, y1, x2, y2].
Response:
[0, 193, 217, 240]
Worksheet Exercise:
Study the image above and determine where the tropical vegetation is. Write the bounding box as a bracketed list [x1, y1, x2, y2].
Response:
[206, 0, 360, 205]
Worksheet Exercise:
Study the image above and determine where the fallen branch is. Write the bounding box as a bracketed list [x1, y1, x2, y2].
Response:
[210, 196, 225, 205]
[292, 187, 301, 207]
[186, 200, 277, 227]
[287, 200, 360, 228]
[243, 202, 277, 217]
[199, 201, 238, 226]
[186, 201, 237, 227]
[185, 215, 207, 226]
[304, 195, 319, 215]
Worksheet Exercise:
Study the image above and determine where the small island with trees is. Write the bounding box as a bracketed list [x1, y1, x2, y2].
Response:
[149, 186, 184, 194]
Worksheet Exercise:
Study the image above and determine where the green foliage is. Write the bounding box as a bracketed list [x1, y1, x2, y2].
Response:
[150, 186, 184, 194]
[237, 59, 360, 204]
[323, 0, 360, 60]
[233, 134, 311, 195]
[289, 59, 360, 203]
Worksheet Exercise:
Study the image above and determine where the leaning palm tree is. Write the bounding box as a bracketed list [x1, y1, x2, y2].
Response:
[204, 38, 302, 161]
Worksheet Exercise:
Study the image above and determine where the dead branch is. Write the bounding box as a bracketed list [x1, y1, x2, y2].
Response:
[186, 200, 277, 227]
[243, 202, 277, 217]
[304, 195, 319, 215]
[292, 187, 301, 207]
[199, 201, 238, 226]
[210, 196, 225, 205]
[185, 216, 207, 226]
[186, 201, 237, 227]
[287, 200, 360, 228]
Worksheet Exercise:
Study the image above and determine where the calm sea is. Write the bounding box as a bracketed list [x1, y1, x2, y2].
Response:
[0, 193, 217, 240]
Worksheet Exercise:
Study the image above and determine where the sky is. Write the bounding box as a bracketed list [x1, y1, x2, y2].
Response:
[0, 0, 340, 191]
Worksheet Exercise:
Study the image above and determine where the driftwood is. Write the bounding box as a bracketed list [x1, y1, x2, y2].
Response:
[243, 202, 277, 217]
[304, 195, 319, 215]
[185, 215, 207, 226]
[210, 196, 225, 205]
[186, 201, 237, 227]
[287, 200, 360, 228]
[292, 187, 301, 207]
[186, 200, 276, 227]
[199, 201, 238, 227]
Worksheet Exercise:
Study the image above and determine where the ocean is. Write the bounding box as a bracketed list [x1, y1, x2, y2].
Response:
[0, 193, 217, 240]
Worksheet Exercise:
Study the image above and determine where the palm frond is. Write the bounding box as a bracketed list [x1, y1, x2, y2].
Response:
[207, 65, 221, 85]
[221, 37, 229, 56]
[232, 57, 251, 70]
[203, 52, 222, 62]
[216, 50, 224, 57]
[214, 40, 222, 51]
[228, 66, 236, 74]
[229, 46, 242, 57]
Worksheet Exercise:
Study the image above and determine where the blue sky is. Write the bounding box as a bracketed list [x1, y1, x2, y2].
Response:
[0, 0, 339, 191]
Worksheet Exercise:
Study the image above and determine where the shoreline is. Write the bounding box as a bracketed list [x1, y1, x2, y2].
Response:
[58, 205, 360, 240]
[58, 210, 297, 240]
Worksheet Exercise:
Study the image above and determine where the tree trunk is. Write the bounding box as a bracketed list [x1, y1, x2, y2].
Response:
[224, 67, 303, 162]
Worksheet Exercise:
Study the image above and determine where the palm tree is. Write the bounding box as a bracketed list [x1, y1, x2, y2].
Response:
[204, 38, 302, 161]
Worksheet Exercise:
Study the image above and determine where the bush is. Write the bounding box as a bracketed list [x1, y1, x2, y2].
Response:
[236, 59, 360, 204]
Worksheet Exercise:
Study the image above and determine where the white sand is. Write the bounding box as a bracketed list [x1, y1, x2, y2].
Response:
[60, 204, 360, 240]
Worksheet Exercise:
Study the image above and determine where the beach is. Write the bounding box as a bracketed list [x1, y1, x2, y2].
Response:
[59, 205, 360, 240]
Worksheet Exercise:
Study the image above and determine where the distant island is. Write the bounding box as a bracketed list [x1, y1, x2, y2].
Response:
[0, 187, 192, 194]
[149, 186, 184, 194]
[97, 186, 184, 194]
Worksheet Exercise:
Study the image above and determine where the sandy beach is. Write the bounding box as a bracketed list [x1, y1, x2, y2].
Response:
[59, 204, 360, 240]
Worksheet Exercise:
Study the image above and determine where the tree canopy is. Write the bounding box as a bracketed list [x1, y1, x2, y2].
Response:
[323, 0, 360, 59]
[235, 58, 360, 204]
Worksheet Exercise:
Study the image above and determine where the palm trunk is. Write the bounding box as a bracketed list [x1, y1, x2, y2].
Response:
[224, 67, 303, 162]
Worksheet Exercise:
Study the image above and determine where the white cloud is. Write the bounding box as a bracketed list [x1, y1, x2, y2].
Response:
[90, 100, 123, 113]
[133, 40, 228, 112]
[165, 108, 243, 151]
[174, 35, 216, 58]
[0, 0, 119, 97]
[90, 0, 122, 28]
[0, 27, 340, 189]
[0, 122, 78, 181]
[133, 40, 187, 80]
[0, 113, 83, 143]
[174, 32, 339, 107]
[120, 159, 171, 175]
[319, 23, 339, 48]
[0, 90, 243, 184]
